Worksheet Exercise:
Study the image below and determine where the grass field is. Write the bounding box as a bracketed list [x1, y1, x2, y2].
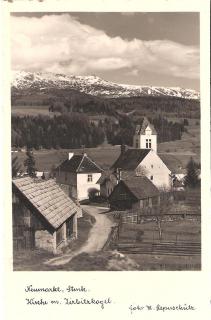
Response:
[12, 146, 122, 172]
[12, 105, 60, 117]
[118, 219, 201, 244]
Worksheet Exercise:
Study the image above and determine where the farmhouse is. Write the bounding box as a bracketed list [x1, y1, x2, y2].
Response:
[108, 176, 160, 214]
[12, 176, 82, 253]
[56, 152, 103, 201]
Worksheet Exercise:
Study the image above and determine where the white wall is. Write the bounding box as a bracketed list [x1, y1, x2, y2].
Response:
[140, 134, 157, 153]
[133, 127, 157, 152]
[136, 150, 171, 190]
[77, 173, 101, 200]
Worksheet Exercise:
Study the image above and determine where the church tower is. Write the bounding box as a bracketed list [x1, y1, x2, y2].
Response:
[133, 117, 157, 153]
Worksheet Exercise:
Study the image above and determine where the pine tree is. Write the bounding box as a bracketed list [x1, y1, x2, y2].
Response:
[185, 157, 199, 188]
[24, 148, 37, 177]
[12, 156, 21, 178]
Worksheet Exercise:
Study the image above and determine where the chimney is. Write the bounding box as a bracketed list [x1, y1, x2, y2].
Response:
[121, 144, 127, 154]
[68, 152, 74, 160]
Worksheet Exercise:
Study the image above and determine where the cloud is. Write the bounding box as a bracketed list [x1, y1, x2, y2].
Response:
[11, 14, 199, 80]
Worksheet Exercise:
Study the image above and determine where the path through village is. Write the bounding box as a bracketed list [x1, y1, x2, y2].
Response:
[45, 205, 114, 267]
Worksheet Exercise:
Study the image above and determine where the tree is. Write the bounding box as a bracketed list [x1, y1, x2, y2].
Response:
[88, 188, 99, 200]
[24, 148, 37, 177]
[184, 157, 199, 188]
[12, 156, 21, 178]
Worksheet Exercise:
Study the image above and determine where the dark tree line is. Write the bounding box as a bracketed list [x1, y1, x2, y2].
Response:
[184, 157, 200, 188]
[12, 108, 187, 150]
[105, 115, 186, 146]
[12, 113, 105, 149]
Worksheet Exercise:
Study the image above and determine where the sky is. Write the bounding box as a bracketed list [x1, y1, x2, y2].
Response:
[11, 12, 200, 90]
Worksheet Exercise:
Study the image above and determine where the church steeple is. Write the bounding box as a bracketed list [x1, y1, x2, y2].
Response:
[133, 117, 157, 153]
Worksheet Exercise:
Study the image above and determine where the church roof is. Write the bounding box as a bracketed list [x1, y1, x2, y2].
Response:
[111, 149, 151, 171]
[135, 117, 157, 135]
[56, 154, 103, 173]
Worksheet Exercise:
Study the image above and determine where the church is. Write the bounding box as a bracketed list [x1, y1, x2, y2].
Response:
[99, 117, 172, 198]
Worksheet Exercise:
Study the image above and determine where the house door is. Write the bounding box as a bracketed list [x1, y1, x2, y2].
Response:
[66, 215, 75, 239]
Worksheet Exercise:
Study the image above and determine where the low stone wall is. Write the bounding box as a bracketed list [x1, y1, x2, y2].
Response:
[35, 230, 54, 252]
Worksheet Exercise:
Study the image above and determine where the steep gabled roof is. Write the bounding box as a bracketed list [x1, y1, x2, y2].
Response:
[56, 154, 103, 173]
[111, 149, 151, 171]
[111, 176, 159, 200]
[135, 117, 157, 135]
[97, 170, 117, 185]
[12, 177, 81, 229]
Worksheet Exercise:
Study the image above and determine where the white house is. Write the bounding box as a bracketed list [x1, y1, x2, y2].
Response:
[56, 153, 103, 201]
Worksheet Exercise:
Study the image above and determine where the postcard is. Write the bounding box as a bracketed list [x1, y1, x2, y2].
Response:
[0, 0, 210, 319]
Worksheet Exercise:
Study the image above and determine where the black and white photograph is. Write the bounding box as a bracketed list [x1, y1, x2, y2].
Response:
[10, 11, 201, 271]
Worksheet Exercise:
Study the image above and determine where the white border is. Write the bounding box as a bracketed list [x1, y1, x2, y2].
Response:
[1, 1, 210, 319]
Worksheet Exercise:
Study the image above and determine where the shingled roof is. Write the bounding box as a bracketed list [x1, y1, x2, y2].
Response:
[118, 176, 159, 200]
[111, 149, 151, 171]
[56, 154, 103, 173]
[135, 117, 157, 135]
[12, 177, 81, 229]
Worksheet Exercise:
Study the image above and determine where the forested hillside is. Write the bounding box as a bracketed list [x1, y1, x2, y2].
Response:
[12, 113, 186, 149]
[12, 87, 200, 119]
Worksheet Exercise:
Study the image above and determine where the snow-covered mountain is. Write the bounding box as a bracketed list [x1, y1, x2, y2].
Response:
[11, 71, 200, 100]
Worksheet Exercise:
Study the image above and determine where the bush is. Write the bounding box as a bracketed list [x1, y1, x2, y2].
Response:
[88, 188, 100, 200]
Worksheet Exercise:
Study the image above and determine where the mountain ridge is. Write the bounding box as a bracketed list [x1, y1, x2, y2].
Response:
[12, 70, 200, 100]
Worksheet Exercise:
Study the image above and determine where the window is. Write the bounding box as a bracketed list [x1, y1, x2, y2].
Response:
[66, 216, 74, 239]
[149, 139, 152, 148]
[150, 175, 153, 180]
[87, 174, 93, 182]
[146, 139, 152, 149]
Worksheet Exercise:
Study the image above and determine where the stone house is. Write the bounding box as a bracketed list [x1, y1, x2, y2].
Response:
[12, 176, 82, 253]
[56, 153, 103, 201]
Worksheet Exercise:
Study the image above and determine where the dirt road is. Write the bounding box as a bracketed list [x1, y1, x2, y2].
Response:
[45, 205, 114, 267]
[79, 205, 114, 252]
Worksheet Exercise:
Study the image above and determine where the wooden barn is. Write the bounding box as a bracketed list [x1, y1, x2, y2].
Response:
[108, 176, 160, 214]
[12, 176, 82, 254]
